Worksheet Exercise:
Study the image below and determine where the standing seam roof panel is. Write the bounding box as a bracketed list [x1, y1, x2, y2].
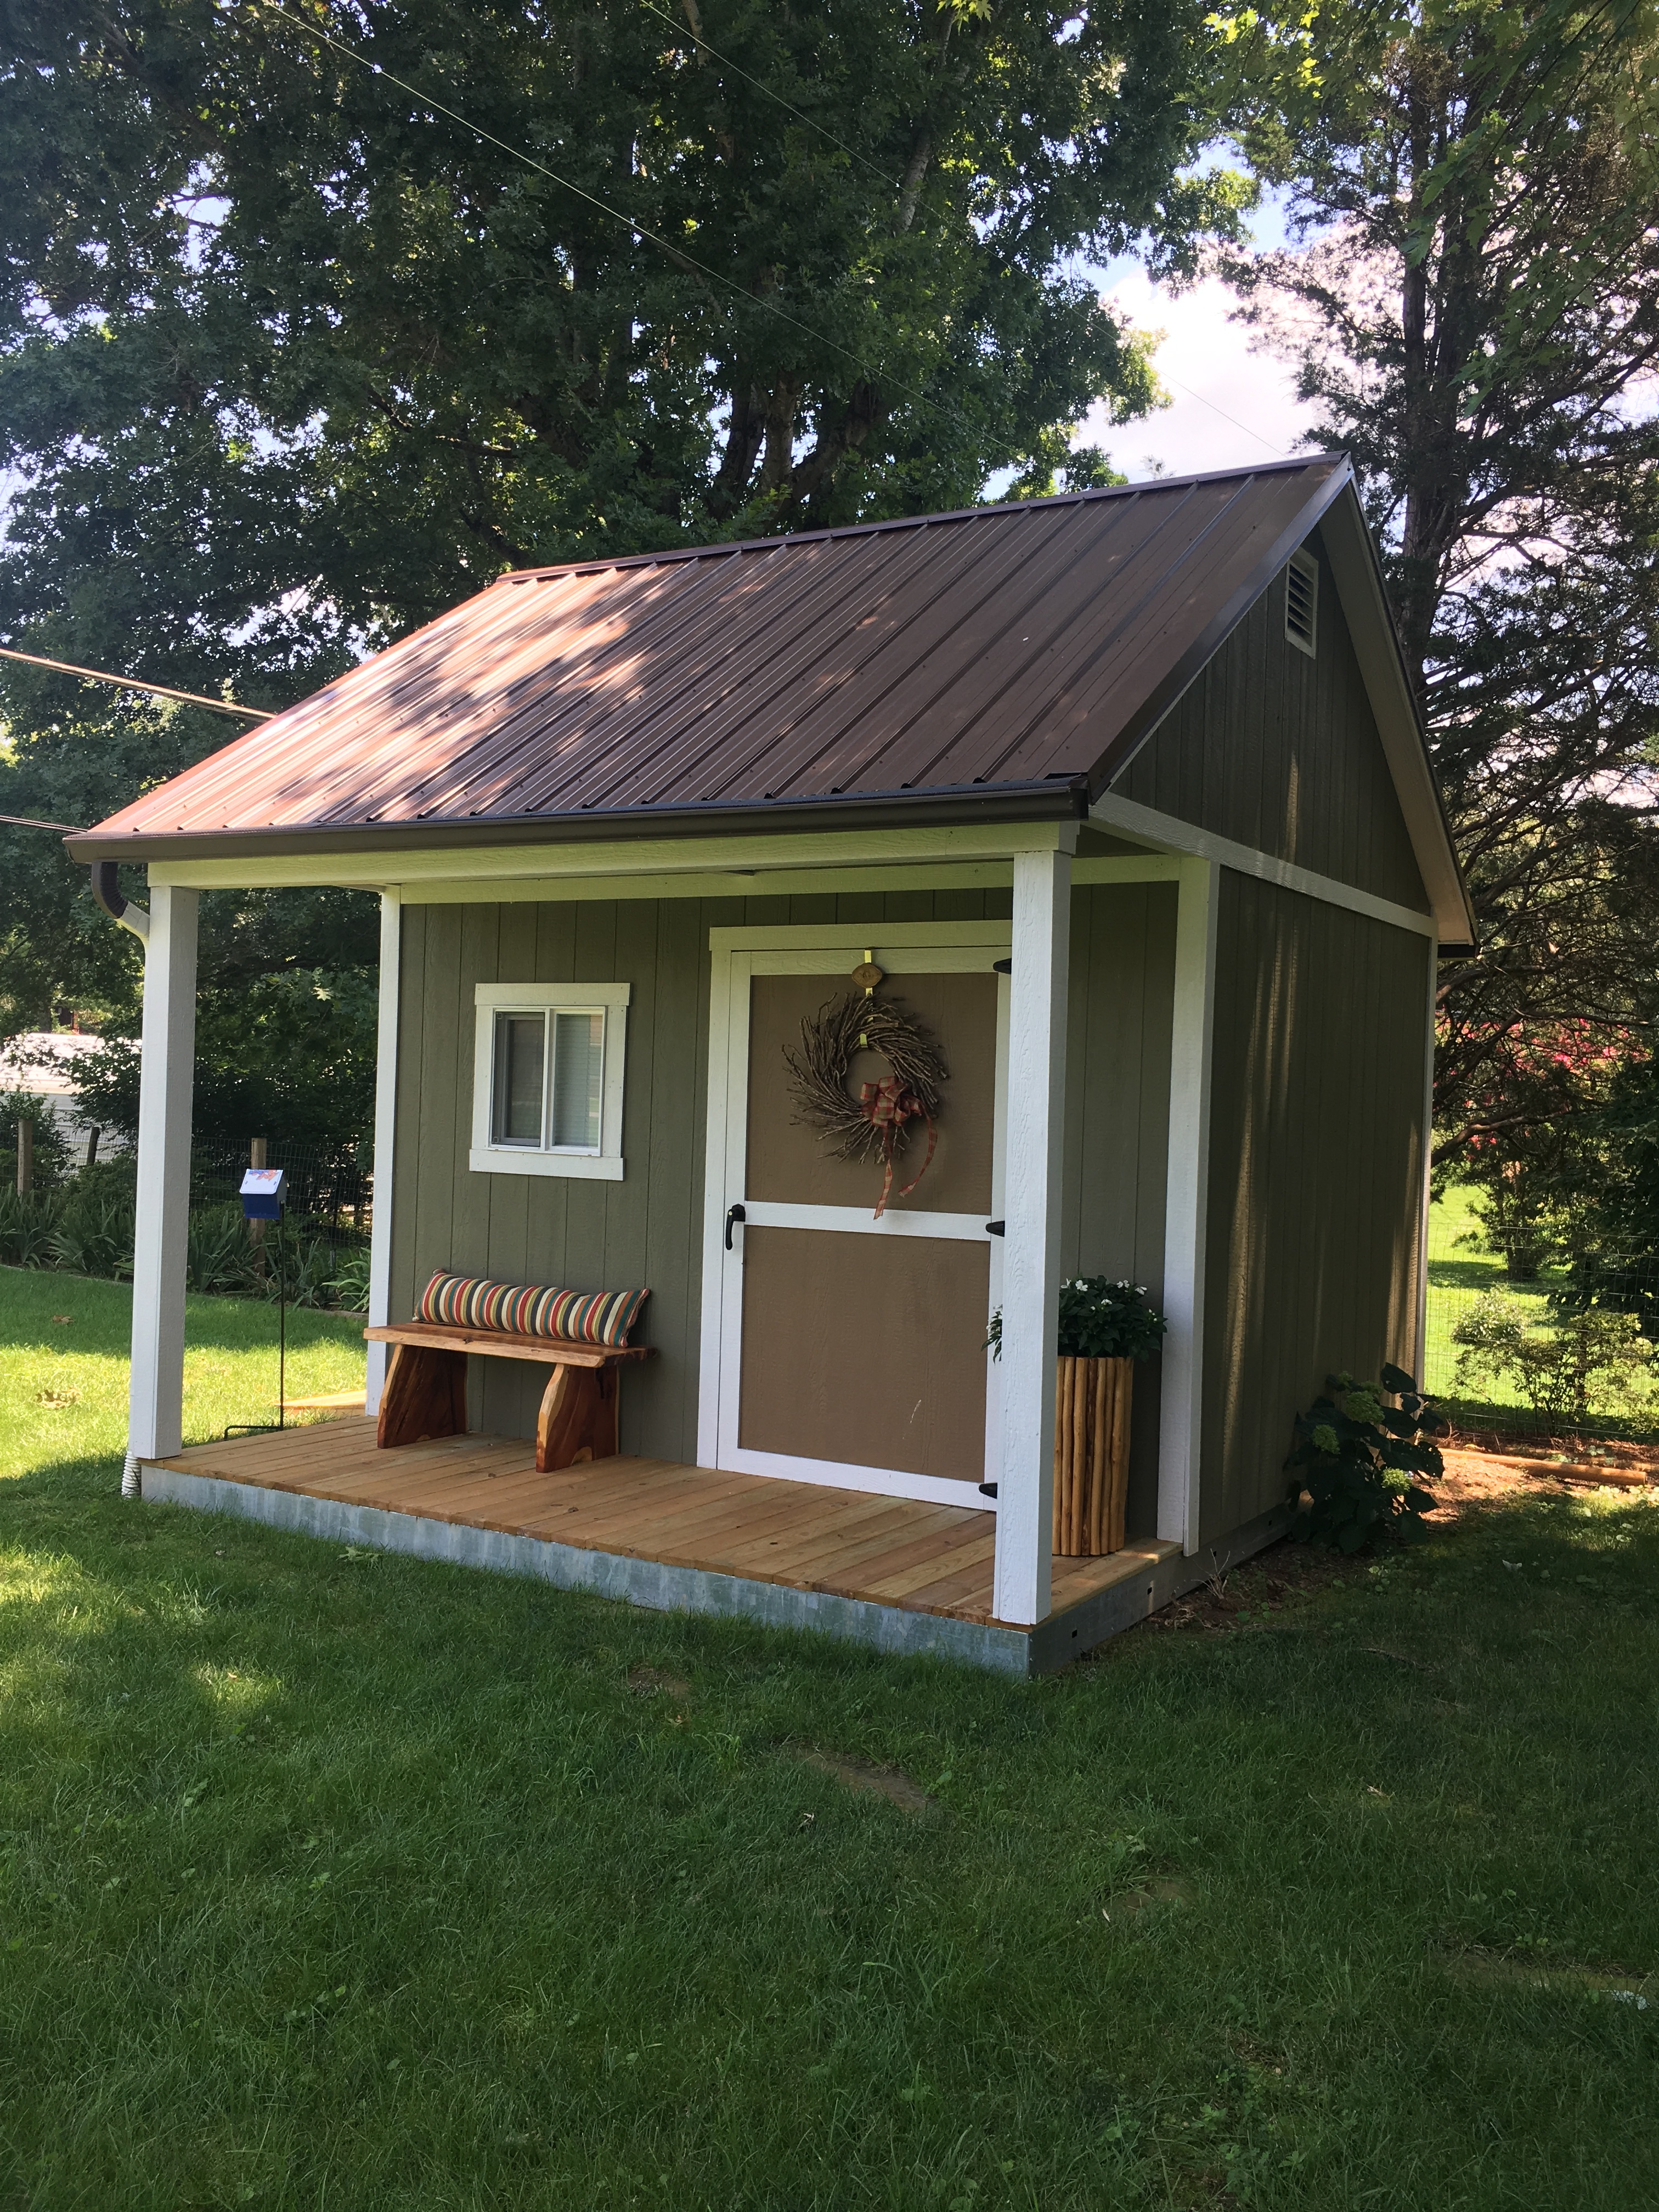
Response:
[81, 459, 1354, 843]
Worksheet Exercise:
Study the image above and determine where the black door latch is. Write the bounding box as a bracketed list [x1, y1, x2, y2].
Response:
[725, 1203, 747, 1250]
[985, 1219, 1005, 1237]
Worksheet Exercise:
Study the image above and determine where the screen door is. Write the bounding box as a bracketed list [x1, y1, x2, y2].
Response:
[708, 942, 1007, 1508]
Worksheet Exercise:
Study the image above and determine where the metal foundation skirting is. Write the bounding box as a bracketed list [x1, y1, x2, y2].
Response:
[138, 1465, 1035, 1673]
[138, 1466, 1294, 1677]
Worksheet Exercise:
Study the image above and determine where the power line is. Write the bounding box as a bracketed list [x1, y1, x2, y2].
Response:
[0, 812, 86, 834]
[253, 0, 901, 397]
[1163, 375, 1288, 458]
[636, 0, 901, 189]
[0, 645, 270, 721]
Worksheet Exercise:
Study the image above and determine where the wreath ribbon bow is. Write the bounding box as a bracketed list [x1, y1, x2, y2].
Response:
[857, 1076, 938, 1219]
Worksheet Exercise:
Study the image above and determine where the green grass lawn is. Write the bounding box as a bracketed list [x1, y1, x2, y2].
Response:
[3, 1273, 1659, 2207]
[1425, 1186, 1573, 1431]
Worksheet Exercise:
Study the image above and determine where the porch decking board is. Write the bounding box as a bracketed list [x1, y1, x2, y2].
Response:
[142, 1420, 1187, 1650]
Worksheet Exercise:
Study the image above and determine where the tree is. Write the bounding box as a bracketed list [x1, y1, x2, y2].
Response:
[0, 0, 1248, 678]
[0, 0, 1249, 1068]
[1221, 0, 1659, 1170]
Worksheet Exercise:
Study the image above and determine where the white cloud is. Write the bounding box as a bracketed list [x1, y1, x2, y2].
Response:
[1085, 271, 1319, 482]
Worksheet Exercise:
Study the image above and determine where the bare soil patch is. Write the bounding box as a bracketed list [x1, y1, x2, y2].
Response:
[797, 1750, 933, 1814]
[1128, 1444, 1649, 1638]
[626, 1664, 691, 1700]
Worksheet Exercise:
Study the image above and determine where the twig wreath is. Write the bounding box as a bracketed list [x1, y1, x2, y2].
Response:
[783, 976, 950, 1218]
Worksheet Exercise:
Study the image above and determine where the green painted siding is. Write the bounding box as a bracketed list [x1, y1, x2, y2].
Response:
[1059, 882, 1177, 1537]
[1115, 532, 1431, 914]
[388, 887, 1017, 1463]
[1199, 871, 1430, 1543]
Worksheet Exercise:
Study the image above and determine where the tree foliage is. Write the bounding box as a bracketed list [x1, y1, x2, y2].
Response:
[1222, 0, 1659, 1166]
[0, 0, 1249, 1061]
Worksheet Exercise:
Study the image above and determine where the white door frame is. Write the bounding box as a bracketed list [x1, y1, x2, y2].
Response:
[697, 922, 1011, 1508]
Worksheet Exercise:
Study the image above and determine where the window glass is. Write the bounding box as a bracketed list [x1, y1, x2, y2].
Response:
[551, 1010, 605, 1149]
[492, 1012, 546, 1144]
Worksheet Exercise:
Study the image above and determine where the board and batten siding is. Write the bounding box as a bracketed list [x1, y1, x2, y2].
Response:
[1059, 881, 1177, 1537]
[388, 882, 1173, 1499]
[1114, 530, 1431, 915]
[1199, 871, 1431, 1544]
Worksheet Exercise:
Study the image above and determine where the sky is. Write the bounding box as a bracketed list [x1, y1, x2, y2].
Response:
[1079, 188, 1321, 483]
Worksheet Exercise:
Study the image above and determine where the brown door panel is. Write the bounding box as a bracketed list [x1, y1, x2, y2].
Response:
[737, 1227, 990, 1482]
[745, 970, 998, 1215]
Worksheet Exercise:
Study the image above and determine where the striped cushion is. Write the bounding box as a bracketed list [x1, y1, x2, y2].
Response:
[417, 1271, 649, 1347]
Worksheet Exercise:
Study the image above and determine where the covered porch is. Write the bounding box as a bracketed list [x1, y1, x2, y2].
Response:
[138, 1420, 1193, 1675]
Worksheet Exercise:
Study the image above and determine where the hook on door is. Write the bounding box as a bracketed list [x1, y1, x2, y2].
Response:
[725, 1203, 747, 1251]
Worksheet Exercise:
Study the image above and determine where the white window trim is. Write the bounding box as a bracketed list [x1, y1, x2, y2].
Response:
[469, 980, 630, 1181]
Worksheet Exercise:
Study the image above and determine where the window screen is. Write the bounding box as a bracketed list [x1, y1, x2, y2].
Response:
[550, 1010, 605, 1149]
[492, 1013, 546, 1144]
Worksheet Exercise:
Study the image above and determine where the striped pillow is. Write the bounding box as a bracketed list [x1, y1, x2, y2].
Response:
[417, 1271, 649, 1348]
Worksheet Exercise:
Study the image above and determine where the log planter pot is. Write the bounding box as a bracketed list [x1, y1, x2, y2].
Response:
[1052, 1355, 1133, 1558]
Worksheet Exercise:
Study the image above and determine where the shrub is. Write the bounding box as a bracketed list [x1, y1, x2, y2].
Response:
[1285, 1364, 1448, 1551]
[325, 1246, 372, 1313]
[49, 1194, 134, 1279]
[988, 1276, 1167, 1362]
[187, 1203, 258, 1296]
[0, 1188, 63, 1267]
[1451, 1293, 1656, 1431]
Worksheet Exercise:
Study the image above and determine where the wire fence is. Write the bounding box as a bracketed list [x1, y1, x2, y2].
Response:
[1424, 1246, 1659, 1446]
[0, 1133, 373, 1309]
[189, 1139, 373, 1237]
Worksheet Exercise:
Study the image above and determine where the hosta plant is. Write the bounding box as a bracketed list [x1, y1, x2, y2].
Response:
[1286, 1364, 1448, 1551]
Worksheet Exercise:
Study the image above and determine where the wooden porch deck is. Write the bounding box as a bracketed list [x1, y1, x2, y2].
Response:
[139, 1420, 1191, 1671]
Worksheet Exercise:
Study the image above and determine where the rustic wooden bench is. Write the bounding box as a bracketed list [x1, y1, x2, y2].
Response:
[365, 1321, 654, 1472]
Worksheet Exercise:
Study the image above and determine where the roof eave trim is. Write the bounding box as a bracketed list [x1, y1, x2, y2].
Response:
[1085, 459, 1360, 799]
[65, 776, 1092, 867]
[1314, 490, 1477, 950]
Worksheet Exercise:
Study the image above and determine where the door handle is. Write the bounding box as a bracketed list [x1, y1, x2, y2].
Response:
[725, 1203, 747, 1250]
[985, 1219, 1005, 1237]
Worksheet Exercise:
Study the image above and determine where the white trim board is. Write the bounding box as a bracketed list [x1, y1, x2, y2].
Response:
[1088, 792, 1437, 939]
[467, 979, 630, 1182]
[1158, 856, 1219, 1555]
[365, 891, 401, 1417]
[148, 820, 1076, 895]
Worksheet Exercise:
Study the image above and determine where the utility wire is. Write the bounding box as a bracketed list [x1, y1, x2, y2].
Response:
[0, 645, 270, 721]
[636, 0, 901, 189]
[1162, 375, 1288, 458]
[0, 812, 86, 834]
[253, 0, 904, 399]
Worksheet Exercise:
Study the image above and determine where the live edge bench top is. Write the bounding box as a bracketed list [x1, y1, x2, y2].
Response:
[365, 1321, 654, 1371]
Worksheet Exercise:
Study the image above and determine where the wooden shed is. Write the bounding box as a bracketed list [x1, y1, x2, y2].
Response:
[71, 456, 1473, 1673]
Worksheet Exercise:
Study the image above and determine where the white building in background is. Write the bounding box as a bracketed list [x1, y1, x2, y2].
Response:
[0, 1031, 131, 1164]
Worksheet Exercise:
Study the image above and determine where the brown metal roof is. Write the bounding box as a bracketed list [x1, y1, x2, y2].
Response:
[74, 458, 1358, 859]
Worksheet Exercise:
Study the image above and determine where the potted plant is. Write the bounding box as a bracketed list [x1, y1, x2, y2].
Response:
[989, 1278, 1167, 1557]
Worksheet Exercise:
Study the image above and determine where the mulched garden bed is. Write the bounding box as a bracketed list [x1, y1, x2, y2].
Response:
[1121, 1436, 1655, 1640]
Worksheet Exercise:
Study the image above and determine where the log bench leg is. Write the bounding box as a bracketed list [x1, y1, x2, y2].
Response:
[537, 1361, 619, 1472]
[377, 1342, 468, 1449]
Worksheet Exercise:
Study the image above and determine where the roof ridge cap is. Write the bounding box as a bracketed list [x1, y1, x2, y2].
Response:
[493, 453, 1350, 589]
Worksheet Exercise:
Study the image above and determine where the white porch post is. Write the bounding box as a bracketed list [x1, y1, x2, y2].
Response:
[1158, 856, 1219, 1551]
[992, 842, 1073, 1627]
[123, 883, 198, 1493]
[365, 889, 402, 1417]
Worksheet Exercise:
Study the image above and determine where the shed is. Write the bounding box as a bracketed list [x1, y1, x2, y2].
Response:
[70, 455, 1472, 1672]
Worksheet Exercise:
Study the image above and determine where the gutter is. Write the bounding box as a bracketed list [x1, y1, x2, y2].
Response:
[66, 776, 1093, 868]
[89, 857, 149, 940]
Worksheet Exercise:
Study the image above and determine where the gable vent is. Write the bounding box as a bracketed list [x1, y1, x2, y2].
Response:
[1285, 548, 1318, 657]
